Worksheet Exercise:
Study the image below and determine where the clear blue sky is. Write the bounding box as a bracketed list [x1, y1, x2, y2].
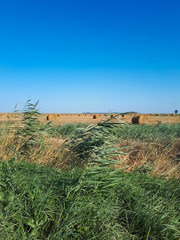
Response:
[0, 0, 179, 113]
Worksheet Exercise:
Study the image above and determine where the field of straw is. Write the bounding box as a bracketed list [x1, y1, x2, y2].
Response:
[0, 112, 180, 125]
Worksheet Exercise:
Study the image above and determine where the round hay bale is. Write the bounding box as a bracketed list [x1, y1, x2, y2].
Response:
[111, 114, 117, 118]
[93, 114, 98, 119]
[132, 114, 148, 125]
[46, 114, 56, 121]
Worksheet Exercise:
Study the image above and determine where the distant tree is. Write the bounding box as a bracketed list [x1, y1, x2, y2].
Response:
[174, 110, 178, 114]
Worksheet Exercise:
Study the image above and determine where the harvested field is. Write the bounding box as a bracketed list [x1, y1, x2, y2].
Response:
[0, 112, 179, 125]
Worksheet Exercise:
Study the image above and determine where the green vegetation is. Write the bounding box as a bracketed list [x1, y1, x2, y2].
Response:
[112, 123, 180, 145]
[47, 123, 87, 138]
[0, 101, 180, 239]
[46, 121, 180, 146]
[0, 160, 179, 240]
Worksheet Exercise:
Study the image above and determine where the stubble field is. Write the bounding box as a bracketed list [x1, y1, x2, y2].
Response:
[0, 112, 180, 125]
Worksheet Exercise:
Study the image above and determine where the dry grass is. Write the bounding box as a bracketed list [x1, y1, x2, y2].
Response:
[1, 122, 179, 178]
[115, 139, 180, 178]
[0, 127, 66, 168]
[26, 143, 62, 166]
[0, 130, 23, 161]
[1, 131, 179, 178]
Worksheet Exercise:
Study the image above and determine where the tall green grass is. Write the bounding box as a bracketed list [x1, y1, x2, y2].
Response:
[47, 123, 87, 138]
[111, 123, 180, 145]
[46, 122, 180, 145]
[0, 160, 179, 240]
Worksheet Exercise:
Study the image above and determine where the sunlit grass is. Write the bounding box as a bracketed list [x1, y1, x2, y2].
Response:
[0, 101, 180, 239]
[112, 123, 180, 145]
[0, 160, 179, 240]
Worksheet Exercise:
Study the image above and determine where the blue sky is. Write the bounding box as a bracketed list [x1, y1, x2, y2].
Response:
[0, 0, 179, 113]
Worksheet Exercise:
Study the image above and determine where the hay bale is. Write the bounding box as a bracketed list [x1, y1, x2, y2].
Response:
[131, 114, 148, 125]
[93, 114, 98, 119]
[110, 114, 117, 119]
[46, 114, 56, 121]
[110, 114, 117, 118]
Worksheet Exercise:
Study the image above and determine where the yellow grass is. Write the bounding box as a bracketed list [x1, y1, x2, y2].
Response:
[115, 140, 180, 179]
[1, 125, 179, 178]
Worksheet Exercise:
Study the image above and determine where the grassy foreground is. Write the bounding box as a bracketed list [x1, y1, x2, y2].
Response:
[0, 160, 180, 240]
[0, 102, 180, 239]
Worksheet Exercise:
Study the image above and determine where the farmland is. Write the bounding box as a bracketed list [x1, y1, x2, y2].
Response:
[0, 112, 180, 125]
[0, 103, 180, 239]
